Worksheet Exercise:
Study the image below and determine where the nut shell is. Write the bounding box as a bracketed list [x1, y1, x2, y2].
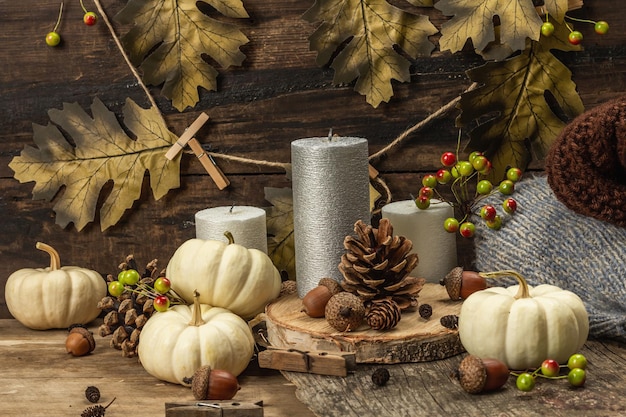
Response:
[65, 327, 96, 356]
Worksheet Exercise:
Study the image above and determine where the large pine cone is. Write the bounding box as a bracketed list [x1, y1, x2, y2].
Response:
[339, 219, 424, 310]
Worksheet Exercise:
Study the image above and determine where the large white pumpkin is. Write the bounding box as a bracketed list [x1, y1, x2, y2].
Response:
[165, 235, 282, 319]
[459, 270, 589, 370]
[138, 291, 255, 385]
[5, 242, 106, 330]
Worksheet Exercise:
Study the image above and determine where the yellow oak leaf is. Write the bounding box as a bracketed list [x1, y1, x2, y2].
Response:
[9, 98, 180, 231]
[265, 187, 295, 280]
[436, 0, 570, 55]
[303, 0, 437, 108]
[115, 0, 249, 112]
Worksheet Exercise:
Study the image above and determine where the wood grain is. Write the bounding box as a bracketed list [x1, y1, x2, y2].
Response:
[265, 284, 464, 363]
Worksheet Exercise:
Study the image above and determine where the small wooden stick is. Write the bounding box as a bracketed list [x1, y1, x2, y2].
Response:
[188, 138, 230, 190]
[165, 112, 210, 160]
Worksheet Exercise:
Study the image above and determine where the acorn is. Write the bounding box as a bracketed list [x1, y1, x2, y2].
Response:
[325, 292, 365, 332]
[301, 277, 343, 318]
[190, 366, 240, 400]
[65, 326, 96, 356]
[440, 267, 487, 300]
[455, 355, 510, 394]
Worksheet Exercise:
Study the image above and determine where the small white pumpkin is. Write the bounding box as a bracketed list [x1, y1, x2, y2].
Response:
[5, 242, 106, 330]
[138, 291, 255, 385]
[458, 270, 589, 370]
[165, 233, 282, 319]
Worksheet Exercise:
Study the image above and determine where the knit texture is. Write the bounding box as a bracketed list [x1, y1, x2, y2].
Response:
[545, 95, 626, 227]
[474, 175, 626, 342]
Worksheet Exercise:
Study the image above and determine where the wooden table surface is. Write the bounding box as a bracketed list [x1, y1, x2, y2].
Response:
[0, 319, 315, 417]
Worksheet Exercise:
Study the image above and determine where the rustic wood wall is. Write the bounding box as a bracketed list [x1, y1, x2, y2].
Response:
[1, 1, 624, 319]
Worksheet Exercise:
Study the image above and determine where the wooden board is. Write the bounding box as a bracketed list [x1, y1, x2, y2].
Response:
[265, 283, 464, 364]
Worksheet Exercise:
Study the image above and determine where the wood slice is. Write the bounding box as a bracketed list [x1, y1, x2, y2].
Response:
[265, 283, 464, 364]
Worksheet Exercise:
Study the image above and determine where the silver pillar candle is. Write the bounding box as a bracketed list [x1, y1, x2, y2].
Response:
[291, 136, 370, 297]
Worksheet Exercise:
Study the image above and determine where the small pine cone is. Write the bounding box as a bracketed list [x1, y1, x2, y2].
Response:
[85, 386, 100, 403]
[371, 367, 390, 386]
[440, 314, 459, 329]
[366, 299, 401, 330]
[418, 304, 432, 319]
[81, 398, 115, 417]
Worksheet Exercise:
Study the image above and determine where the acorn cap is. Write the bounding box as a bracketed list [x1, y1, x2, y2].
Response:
[457, 355, 487, 394]
[318, 277, 342, 295]
[191, 365, 212, 399]
[325, 292, 365, 332]
[440, 267, 463, 300]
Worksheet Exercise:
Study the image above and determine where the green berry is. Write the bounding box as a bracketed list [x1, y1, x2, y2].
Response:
[459, 222, 475, 238]
[541, 21, 555, 37]
[541, 359, 560, 378]
[468, 151, 483, 163]
[594, 21, 609, 35]
[568, 368, 586, 387]
[471, 155, 489, 171]
[476, 179, 493, 195]
[506, 167, 522, 182]
[443, 217, 459, 233]
[422, 174, 438, 188]
[107, 281, 125, 297]
[567, 353, 587, 370]
[499, 180, 515, 195]
[46, 32, 61, 47]
[568, 30, 583, 45]
[516, 372, 535, 392]
[457, 161, 474, 177]
[118, 269, 140, 286]
[450, 165, 461, 179]
[486, 215, 502, 230]
[415, 195, 430, 210]
[153, 277, 171, 294]
[153, 295, 171, 312]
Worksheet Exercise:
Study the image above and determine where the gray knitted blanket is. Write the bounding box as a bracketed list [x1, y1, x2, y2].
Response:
[474, 175, 626, 342]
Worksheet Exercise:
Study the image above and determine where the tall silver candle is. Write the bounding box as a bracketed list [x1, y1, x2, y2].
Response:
[291, 136, 370, 297]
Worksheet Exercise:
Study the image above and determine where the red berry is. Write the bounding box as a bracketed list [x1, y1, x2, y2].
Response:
[83, 11, 97, 26]
[541, 359, 560, 378]
[415, 195, 430, 210]
[440, 152, 456, 167]
[502, 198, 517, 214]
[436, 169, 452, 184]
[154, 295, 171, 312]
[480, 205, 497, 221]
[568, 31, 583, 45]
[459, 222, 475, 238]
[422, 174, 437, 188]
[486, 215, 502, 230]
[419, 186, 434, 199]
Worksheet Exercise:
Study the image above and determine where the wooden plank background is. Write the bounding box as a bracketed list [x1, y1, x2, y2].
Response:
[1, 0, 624, 319]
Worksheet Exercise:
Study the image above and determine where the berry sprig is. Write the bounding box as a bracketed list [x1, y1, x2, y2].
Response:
[80, 0, 98, 26]
[45, 2, 64, 47]
[415, 138, 521, 238]
[107, 268, 185, 312]
[539, 9, 609, 45]
[512, 353, 588, 392]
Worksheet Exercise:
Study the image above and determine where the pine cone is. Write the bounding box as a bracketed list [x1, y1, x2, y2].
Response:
[339, 219, 424, 310]
[366, 299, 401, 330]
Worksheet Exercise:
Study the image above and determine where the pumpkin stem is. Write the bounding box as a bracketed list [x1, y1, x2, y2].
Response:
[478, 270, 530, 299]
[189, 290, 206, 327]
[224, 231, 235, 245]
[35, 242, 61, 271]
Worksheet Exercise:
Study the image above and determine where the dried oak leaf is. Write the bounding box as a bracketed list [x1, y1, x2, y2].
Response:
[436, 0, 569, 55]
[115, 0, 249, 112]
[457, 25, 583, 181]
[303, 0, 437, 108]
[9, 98, 180, 231]
[265, 187, 295, 281]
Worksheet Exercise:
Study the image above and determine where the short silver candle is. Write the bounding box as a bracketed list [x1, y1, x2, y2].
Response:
[291, 136, 370, 297]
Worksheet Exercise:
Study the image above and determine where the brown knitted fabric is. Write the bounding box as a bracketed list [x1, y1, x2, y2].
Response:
[545, 95, 626, 227]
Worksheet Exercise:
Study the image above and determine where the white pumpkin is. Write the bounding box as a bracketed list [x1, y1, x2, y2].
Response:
[165, 234, 282, 319]
[138, 291, 255, 385]
[458, 270, 589, 370]
[5, 242, 106, 330]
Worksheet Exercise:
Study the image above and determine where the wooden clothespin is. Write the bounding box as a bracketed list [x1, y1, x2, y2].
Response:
[258, 346, 357, 377]
[165, 112, 229, 190]
[165, 400, 264, 417]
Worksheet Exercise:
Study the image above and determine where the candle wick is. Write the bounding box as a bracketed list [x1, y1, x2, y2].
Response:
[230, 203, 234, 213]
[327, 128, 333, 141]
